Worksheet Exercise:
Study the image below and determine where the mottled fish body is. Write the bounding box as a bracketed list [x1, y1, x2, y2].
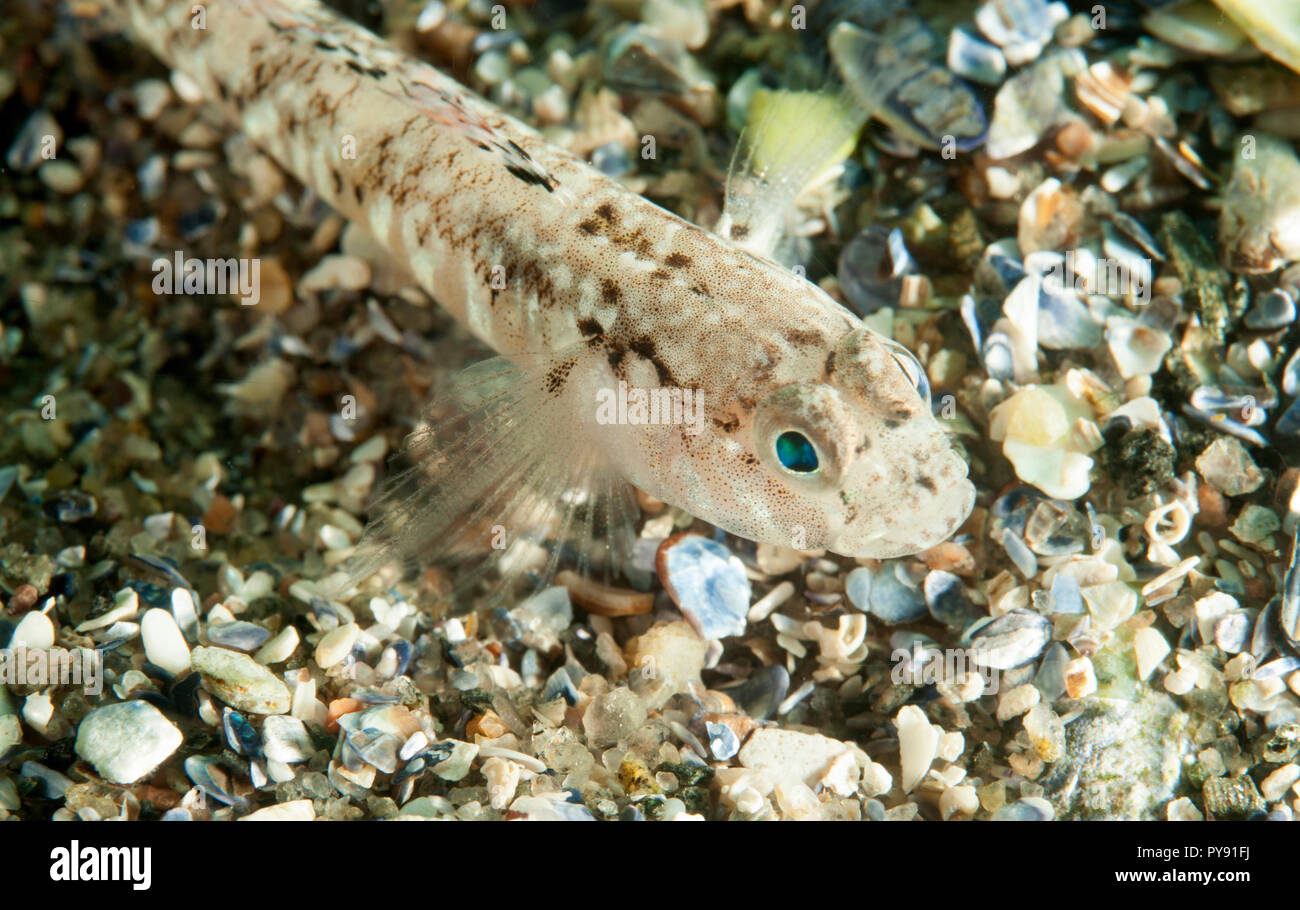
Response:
[100, 0, 975, 587]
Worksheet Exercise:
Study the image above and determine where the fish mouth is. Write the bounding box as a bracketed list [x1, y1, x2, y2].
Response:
[830, 475, 976, 559]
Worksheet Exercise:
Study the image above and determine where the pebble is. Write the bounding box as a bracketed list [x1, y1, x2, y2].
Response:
[582, 687, 648, 748]
[895, 705, 939, 792]
[261, 715, 314, 764]
[720, 665, 789, 720]
[625, 620, 707, 706]
[992, 797, 1055, 820]
[75, 702, 183, 784]
[923, 570, 982, 627]
[1245, 288, 1297, 330]
[207, 620, 272, 652]
[6, 583, 39, 616]
[844, 567, 872, 612]
[432, 740, 478, 782]
[239, 799, 315, 821]
[9, 611, 54, 650]
[299, 254, 371, 294]
[967, 609, 1052, 669]
[1133, 627, 1171, 680]
[254, 626, 299, 664]
[38, 160, 85, 195]
[656, 534, 751, 640]
[76, 587, 139, 633]
[141, 608, 191, 675]
[868, 563, 927, 624]
[190, 645, 291, 714]
[738, 727, 858, 793]
[1195, 438, 1265, 496]
[315, 622, 359, 668]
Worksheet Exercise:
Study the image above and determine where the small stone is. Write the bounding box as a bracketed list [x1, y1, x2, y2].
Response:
[1202, 775, 1264, 820]
[1023, 703, 1066, 762]
[1133, 627, 1170, 680]
[896, 705, 939, 793]
[141, 608, 191, 675]
[10, 611, 54, 650]
[0, 714, 22, 754]
[190, 645, 291, 714]
[432, 740, 478, 781]
[37, 160, 84, 194]
[968, 609, 1052, 669]
[75, 702, 182, 784]
[656, 534, 750, 640]
[1064, 656, 1098, 698]
[254, 625, 299, 665]
[76, 587, 139, 632]
[844, 567, 872, 611]
[261, 715, 315, 764]
[625, 621, 707, 706]
[868, 563, 927, 623]
[315, 622, 359, 668]
[207, 620, 271, 652]
[299, 254, 371, 293]
[738, 727, 858, 792]
[7, 583, 39, 615]
[1229, 504, 1280, 545]
[1259, 764, 1300, 803]
[1166, 796, 1203, 821]
[582, 687, 647, 748]
[1082, 581, 1138, 630]
[996, 683, 1040, 722]
[239, 799, 315, 821]
[1195, 438, 1265, 496]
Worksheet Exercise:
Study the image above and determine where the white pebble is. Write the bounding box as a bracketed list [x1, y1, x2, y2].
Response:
[238, 799, 315, 821]
[254, 626, 299, 665]
[896, 705, 939, 793]
[1262, 764, 1300, 802]
[76, 587, 139, 632]
[1166, 796, 1203, 821]
[141, 608, 191, 675]
[315, 622, 359, 668]
[1133, 626, 1170, 680]
[940, 784, 980, 820]
[1064, 656, 1097, 698]
[996, 683, 1040, 722]
[299, 254, 371, 294]
[10, 611, 54, 650]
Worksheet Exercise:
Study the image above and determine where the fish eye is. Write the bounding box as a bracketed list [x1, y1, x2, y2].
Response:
[775, 430, 820, 474]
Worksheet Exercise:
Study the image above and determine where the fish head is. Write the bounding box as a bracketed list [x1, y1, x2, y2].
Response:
[743, 326, 975, 558]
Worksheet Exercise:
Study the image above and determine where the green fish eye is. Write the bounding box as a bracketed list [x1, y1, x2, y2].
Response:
[775, 431, 820, 474]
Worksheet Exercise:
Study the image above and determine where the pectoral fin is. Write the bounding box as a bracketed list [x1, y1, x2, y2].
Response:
[342, 345, 640, 611]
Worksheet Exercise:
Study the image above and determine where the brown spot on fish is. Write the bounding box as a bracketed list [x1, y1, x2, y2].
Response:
[600, 278, 621, 304]
[784, 328, 822, 348]
[665, 252, 691, 268]
[730, 224, 750, 241]
[577, 317, 603, 337]
[578, 219, 599, 236]
[629, 336, 673, 385]
[595, 202, 617, 222]
[916, 475, 937, 494]
[545, 357, 576, 394]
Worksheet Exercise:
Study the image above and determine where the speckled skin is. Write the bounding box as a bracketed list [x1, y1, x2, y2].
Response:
[105, 0, 974, 557]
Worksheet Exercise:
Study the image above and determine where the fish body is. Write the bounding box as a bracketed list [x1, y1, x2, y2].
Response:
[100, 0, 974, 577]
